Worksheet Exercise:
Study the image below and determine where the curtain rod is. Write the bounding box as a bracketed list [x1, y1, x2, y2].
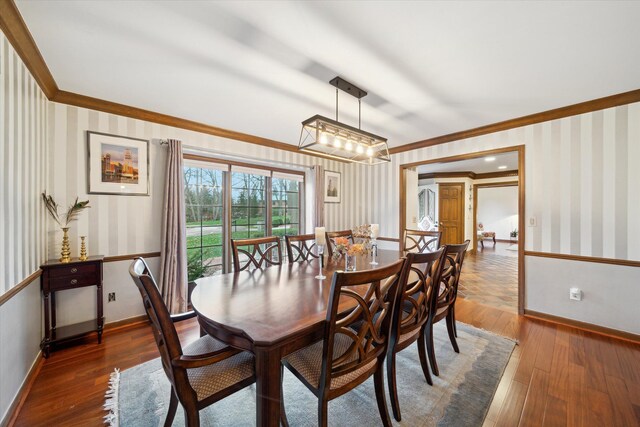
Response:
[153, 139, 312, 172]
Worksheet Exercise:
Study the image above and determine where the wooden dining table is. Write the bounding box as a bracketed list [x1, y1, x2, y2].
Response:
[190, 249, 404, 427]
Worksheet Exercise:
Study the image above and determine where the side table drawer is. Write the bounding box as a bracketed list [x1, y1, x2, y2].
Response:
[49, 273, 98, 291]
[49, 263, 98, 278]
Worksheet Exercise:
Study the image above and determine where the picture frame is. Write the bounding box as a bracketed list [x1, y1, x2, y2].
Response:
[87, 131, 150, 196]
[427, 188, 436, 222]
[324, 170, 341, 203]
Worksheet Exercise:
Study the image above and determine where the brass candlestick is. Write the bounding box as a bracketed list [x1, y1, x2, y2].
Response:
[79, 236, 88, 261]
[60, 227, 71, 263]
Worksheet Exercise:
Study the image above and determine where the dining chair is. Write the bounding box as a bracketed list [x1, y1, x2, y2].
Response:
[284, 233, 319, 263]
[129, 258, 256, 427]
[403, 229, 442, 253]
[280, 259, 407, 427]
[425, 240, 470, 376]
[325, 230, 354, 258]
[231, 236, 282, 271]
[386, 248, 446, 421]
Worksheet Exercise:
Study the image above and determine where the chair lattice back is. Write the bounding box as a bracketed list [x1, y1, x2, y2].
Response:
[320, 260, 406, 388]
[395, 248, 446, 338]
[403, 229, 442, 253]
[325, 230, 354, 258]
[129, 258, 186, 388]
[231, 236, 282, 271]
[285, 234, 319, 263]
[437, 241, 470, 310]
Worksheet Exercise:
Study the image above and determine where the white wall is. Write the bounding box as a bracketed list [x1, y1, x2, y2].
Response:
[405, 169, 418, 229]
[526, 256, 640, 334]
[477, 186, 519, 240]
[0, 280, 42, 422]
[0, 31, 47, 424]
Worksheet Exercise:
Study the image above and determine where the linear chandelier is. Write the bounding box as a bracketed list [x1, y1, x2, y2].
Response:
[298, 77, 390, 165]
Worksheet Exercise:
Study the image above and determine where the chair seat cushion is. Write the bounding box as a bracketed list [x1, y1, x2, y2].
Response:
[184, 336, 255, 401]
[397, 327, 421, 346]
[284, 333, 376, 391]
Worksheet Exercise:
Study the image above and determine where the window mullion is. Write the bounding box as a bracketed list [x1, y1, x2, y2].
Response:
[266, 176, 273, 237]
[223, 169, 232, 273]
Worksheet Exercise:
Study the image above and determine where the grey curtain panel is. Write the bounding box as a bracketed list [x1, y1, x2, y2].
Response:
[313, 165, 324, 227]
[158, 139, 188, 314]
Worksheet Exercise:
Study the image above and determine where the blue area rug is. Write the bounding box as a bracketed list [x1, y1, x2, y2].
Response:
[107, 322, 515, 426]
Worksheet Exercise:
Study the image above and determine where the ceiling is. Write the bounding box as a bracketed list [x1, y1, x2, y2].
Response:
[417, 152, 518, 175]
[15, 1, 640, 148]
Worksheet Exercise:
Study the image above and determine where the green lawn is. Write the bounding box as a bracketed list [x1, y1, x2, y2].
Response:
[187, 227, 299, 256]
[187, 227, 299, 281]
[186, 215, 295, 228]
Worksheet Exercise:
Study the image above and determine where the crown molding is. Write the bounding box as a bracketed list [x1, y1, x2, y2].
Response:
[418, 169, 518, 181]
[390, 88, 640, 155]
[52, 90, 338, 159]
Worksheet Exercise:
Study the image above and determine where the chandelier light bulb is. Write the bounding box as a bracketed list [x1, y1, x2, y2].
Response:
[356, 144, 364, 154]
[333, 136, 342, 148]
[319, 133, 328, 145]
[366, 147, 374, 157]
[345, 140, 353, 151]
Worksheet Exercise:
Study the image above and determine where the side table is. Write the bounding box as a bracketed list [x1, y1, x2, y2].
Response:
[40, 256, 104, 358]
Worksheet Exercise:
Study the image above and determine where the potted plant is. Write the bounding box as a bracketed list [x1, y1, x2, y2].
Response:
[510, 229, 519, 239]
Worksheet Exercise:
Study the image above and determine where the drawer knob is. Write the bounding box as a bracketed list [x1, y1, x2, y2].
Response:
[70, 279, 78, 285]
[70, 268, 78, 273]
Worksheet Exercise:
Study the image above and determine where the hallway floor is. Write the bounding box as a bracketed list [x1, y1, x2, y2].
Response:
[459, 242, 519, 313]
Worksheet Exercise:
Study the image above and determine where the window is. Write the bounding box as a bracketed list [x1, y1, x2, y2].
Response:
[185, 164, 225, 281]
[231, 170, 267, 241]
[271, 174, 302, 240]
[184, 159, 303, 281]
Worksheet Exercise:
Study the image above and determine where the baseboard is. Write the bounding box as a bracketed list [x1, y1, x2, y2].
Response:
[1, 350, 44, 427]
[103, 314, 149, 334]
[524, 309, 640, 344]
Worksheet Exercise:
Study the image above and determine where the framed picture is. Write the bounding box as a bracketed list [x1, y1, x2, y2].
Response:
[324, 170, 341, 203]
[427, 189, 436, 222]
[87, 131, 149, 196]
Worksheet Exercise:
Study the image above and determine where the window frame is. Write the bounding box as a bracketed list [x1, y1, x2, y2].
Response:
[183, 154, 305, 276]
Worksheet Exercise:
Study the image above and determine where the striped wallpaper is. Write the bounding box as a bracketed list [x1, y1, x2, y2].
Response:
[344, 103, 640, 262]
[47, 103, 351, 260]
[0, 32, 48, 295]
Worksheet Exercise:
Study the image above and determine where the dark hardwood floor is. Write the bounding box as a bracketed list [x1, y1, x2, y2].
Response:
[459, 242, 519, 313]
[11, 300, 640, 426]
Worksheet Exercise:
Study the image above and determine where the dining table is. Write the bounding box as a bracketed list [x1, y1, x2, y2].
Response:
[190, 249, 404, 427]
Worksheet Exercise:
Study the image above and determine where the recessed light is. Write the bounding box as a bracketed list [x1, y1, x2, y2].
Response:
[498, 165, 507, 170]
[484, 156, 496, 162]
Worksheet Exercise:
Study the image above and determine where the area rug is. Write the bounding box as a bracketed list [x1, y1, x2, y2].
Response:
[105, 322, 515, 426]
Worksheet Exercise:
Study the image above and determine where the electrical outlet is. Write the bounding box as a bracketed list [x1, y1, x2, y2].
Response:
[108, 292, 116, 302]
[528, 216, 537, 227]
[569, 288, 582, 301]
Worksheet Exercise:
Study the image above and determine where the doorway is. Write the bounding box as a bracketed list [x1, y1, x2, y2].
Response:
[399, 146, 525, 314]
[438, 183, 465, 245]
